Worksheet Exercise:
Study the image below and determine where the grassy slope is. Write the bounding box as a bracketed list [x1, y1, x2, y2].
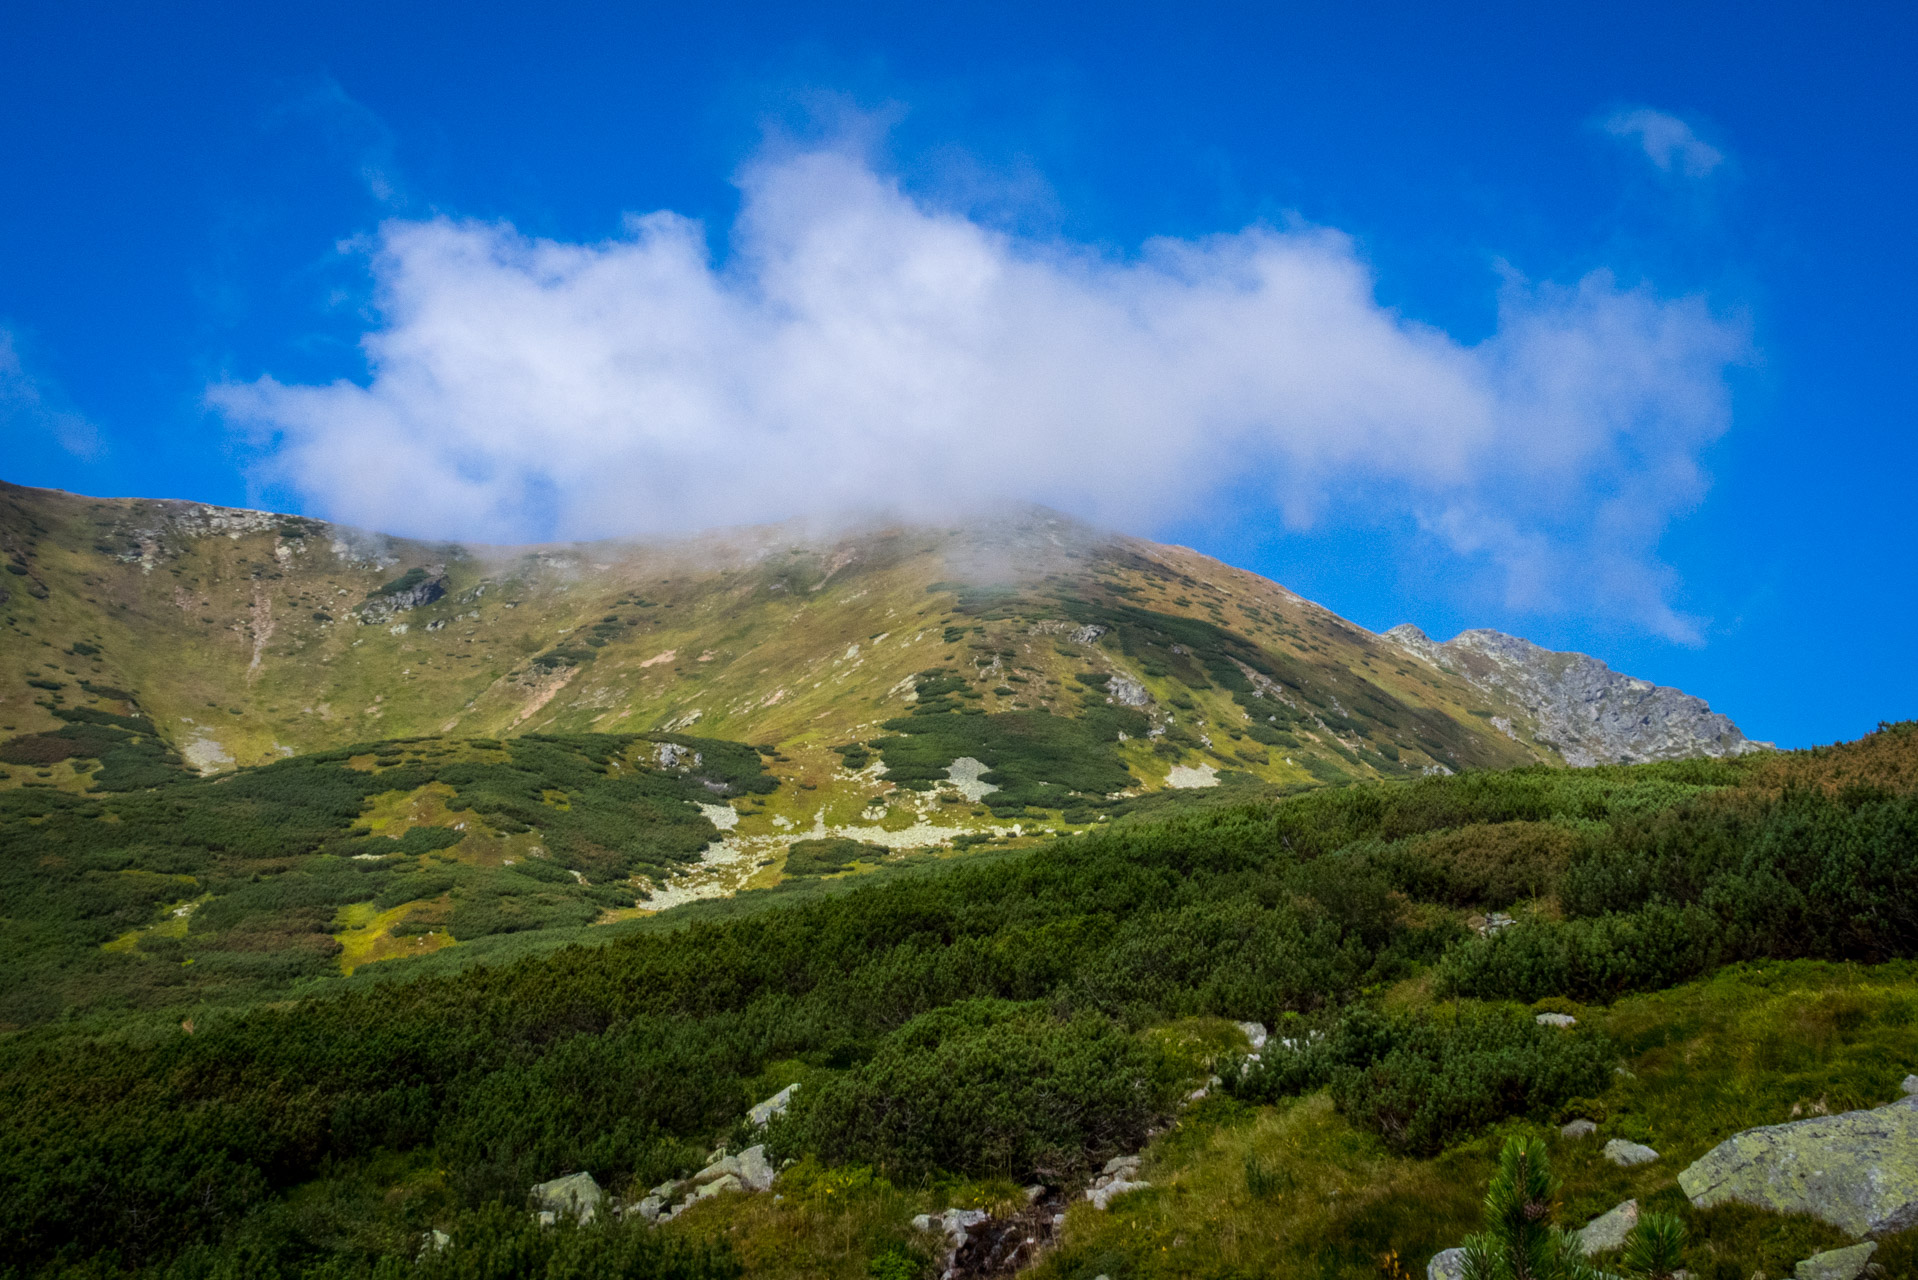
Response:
[0, 481, 1547, 804]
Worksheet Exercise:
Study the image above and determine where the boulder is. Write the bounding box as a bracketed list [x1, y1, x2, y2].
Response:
[690, 1173, 741, 1202]
[530, 1171, 605, 1224]
[1237, 1021, 1269, 1051]
[1536, 1012, 1578, 1029]
[1427, 1247, 1467, 1280]
[735, 1144, 776, 1192]
[632, 1194, 666, 1223]
[691, 1155, 740, 1186]
[748, 1083, 799, 1126]
[1561, 1119, 1598, 1139]
[1575, 1199, 1638, 1255]
[1903, 1075, 1918, 1097]
[1678, 1093, 1918, 1237]
[418, 1229, 451, 1257]
[1603, 1139, 1660, 1167]
[1103, 1154, 1142, 1177]
[1793, 1242, 1878, 1280]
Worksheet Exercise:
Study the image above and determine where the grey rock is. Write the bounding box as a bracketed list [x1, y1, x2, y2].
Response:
[357, 568, 447, 624]
[691, 1155, 739, 1186]
[1536, 1012, 1578, 1029]
[655, 741, 702, 771]
[1024, 1184, 1047, 1203]
[1237, 1021, 1269, 1050]
[1794, 1242, 1878, 1280]
[734, 1144, 776, 1192]
[633, 1195, 666, 1223]
[1576, 1199, 1639, 1254]
[1383, 624, 1766, 766]
[1561, 1119, 1599, 1139]
[748, 1083, 798, 1126]
[1085, 1178, 1150, 1210]
[418, 1229, 451, 1257]
[1107, 676, 1150, 707]
[1679, 1093, 1918, 1237]
[1427, 1247, 1467, 1280]
[649, 1179, 681, 1199]
[530, 1171, 604, 1223]
[1902, 1074, 1918, 1096]
[690, 1173, 740, 1201]
[1603, 1139, 1660, 1167]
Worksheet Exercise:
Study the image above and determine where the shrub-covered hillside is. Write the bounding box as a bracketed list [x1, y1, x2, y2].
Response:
[4, 723, 1916, 1278]
[0, 731, 775, 1026]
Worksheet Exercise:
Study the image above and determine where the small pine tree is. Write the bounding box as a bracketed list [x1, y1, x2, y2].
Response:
[1459, 1136, 1604, 1280]
[1618, 1212, 1686, 1280]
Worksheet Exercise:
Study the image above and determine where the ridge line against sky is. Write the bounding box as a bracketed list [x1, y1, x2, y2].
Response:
[1, 1, 1913, 747]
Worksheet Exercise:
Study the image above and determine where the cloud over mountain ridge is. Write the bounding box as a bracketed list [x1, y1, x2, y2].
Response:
[215, 143, 1747, 640]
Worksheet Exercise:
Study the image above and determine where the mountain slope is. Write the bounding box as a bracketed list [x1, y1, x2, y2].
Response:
[1384, 624, 1763, 766]
[0, 481, 1756, 805]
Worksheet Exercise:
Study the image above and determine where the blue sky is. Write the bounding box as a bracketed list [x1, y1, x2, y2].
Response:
[2, 1, 1912, 748]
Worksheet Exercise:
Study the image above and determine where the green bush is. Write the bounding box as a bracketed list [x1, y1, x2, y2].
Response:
[1231, 1005, 1612, 1155]
[797, 1000, 1172, 1181]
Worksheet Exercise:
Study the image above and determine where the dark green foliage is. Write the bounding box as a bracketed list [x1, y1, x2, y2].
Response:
[1459, 1137, 1600, 1280]
[873, 671, 1146, 815]
[0, 732, 775, 1026]
[1230, 1006, 1612, 1155]
[1442, 784, 1918, 1001]
[69, 641, 101, 656]
[797, 1000, 1171, 1180]
[5, 723, 1918, 1276]
[832, 742, 873, 770]
[784, 837, 889, 877]
[530, 646, 596, 669]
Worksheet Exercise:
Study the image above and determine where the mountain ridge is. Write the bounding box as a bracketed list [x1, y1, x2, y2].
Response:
[0, 480, 1756, 799]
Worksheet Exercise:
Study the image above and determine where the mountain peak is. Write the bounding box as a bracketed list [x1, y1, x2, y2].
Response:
[1384, 623, 1766, 766]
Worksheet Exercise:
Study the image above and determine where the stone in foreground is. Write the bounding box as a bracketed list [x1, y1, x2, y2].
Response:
[530, 1171, 604, 1223]
[1560, 1119, 1598, 1139]
[1793, 1241, 1877, 1280]
[1603, 1139, 1660, 1167]
[1426, 1247, 1466, 1280]
[1679, 1092, 1918, 1237]
[1576, 1199, 1638, 1254]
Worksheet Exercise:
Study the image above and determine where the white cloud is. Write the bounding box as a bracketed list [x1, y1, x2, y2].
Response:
[1, 330, 104, 460]
[1603, 108, 1725, 177]
[214, 144, 1747, 641]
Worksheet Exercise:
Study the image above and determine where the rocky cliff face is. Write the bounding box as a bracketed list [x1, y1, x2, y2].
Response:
[1384, 625, 1766, 767]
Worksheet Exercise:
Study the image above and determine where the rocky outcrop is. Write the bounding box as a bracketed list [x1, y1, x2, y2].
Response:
[1679, 1091, 1918, 1237]
[357, 567, 447, 624]
[1383, 624, 1765, 766]
[748, 1082, 797, 1126]
[1084, 1155, 1150, 1210]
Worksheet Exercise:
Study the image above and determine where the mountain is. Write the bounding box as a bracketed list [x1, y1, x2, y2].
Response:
[0, 479, 1758, 814]
[1383, 625, 1766, 767]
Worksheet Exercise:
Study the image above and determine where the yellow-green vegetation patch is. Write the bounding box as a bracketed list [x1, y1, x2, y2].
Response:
[334, 898, 455, 974]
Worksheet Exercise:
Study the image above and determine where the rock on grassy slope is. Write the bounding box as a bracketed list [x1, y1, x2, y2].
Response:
[0, 482, 1755, 804]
